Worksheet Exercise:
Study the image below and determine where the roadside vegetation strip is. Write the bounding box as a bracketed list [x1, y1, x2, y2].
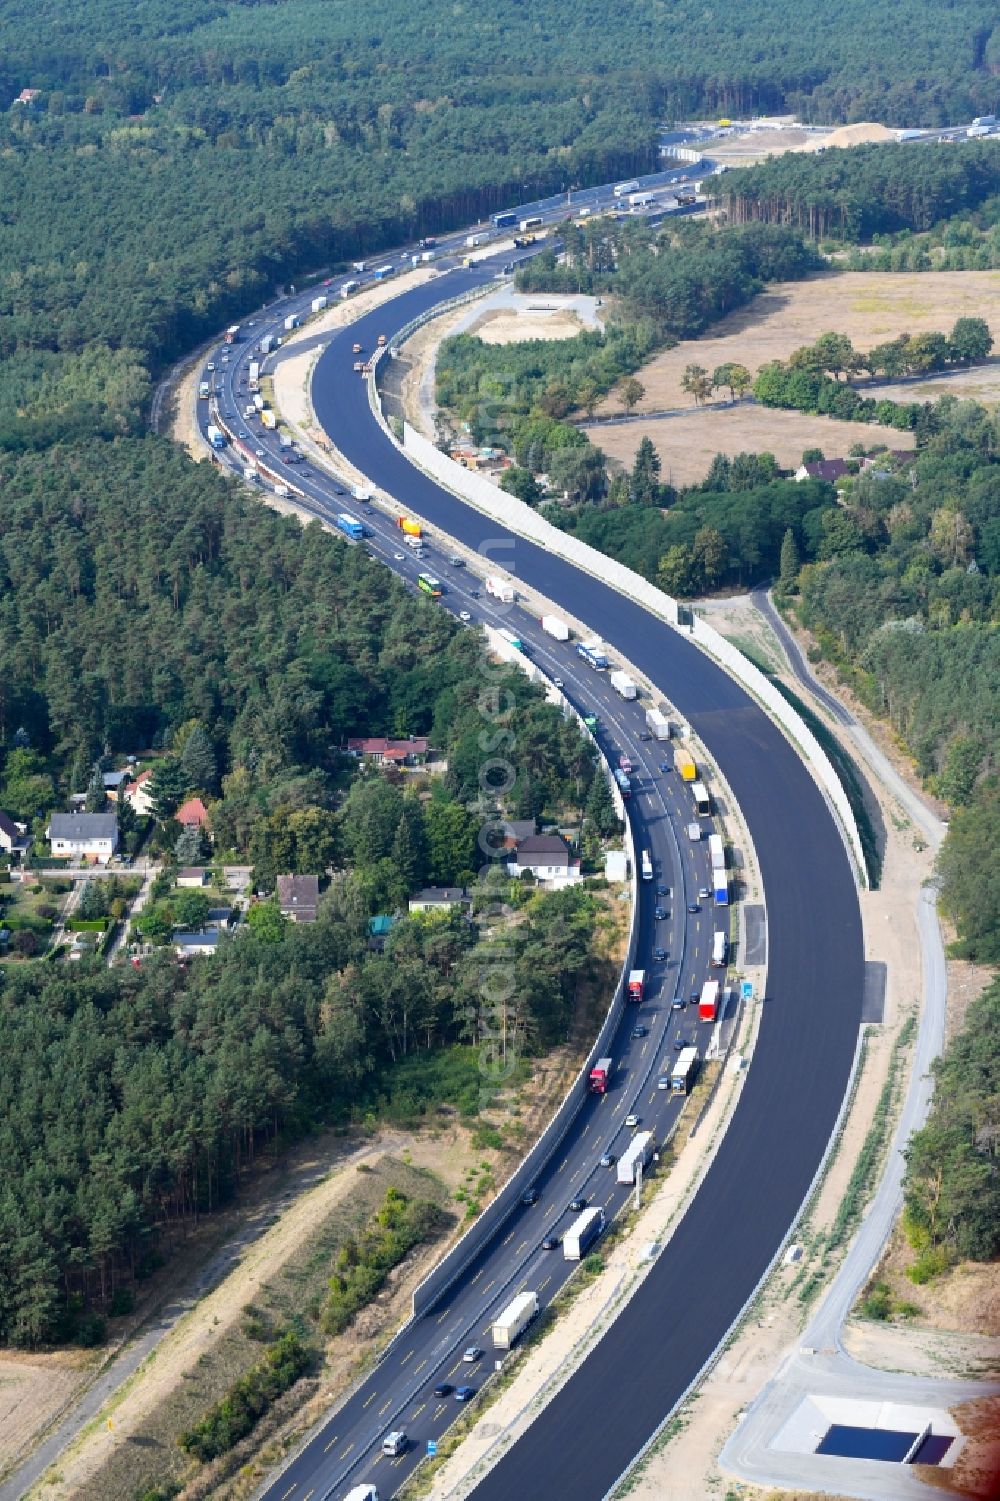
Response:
[791, 1012, 917, 1309]
[180, 1330, 311, 1464]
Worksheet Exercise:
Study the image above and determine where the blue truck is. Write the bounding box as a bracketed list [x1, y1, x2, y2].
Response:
[335, 513, 365, 541]
[492, 211, 518, 228]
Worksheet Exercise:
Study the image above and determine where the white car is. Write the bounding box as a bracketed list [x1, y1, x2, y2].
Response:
[206, 361, 215, 372]
[625, 1112, 640, 1129]
[459, 610, 471, 622]
[553, 677, 564, 688]
[393, 551, 405, 561]
[255, 448, 265, 457]
[463, 1346, 483, 1363]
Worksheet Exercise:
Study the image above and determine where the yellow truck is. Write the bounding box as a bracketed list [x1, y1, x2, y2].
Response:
[260, 409, 277, 430]
[675, 747, 697, 782]
[397, 516, 422, 537]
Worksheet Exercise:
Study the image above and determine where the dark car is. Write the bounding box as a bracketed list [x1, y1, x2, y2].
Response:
[569, 1197, 587, 1213]
[654, 906, 667, 920]
[656, 884, 669, 897]
[455, 1385, 476, 1402]
[690, 991, 700, 1005]
[671, 996, 685, 1011]
[521, 1187, 540, 1206]
[541, 1235, 560, 1251]
[660, 762, 671, 773]
[433, 1381, 453, 1397]
[631, 1024, 648, 1039]
[687, 902, 700, 914]
[673, 1035, 686, 1050]
[639, 731, 652, 741]
[653, 946, 667, 962]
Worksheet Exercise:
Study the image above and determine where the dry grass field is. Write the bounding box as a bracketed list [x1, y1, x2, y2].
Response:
[583, 405, 914, 486]
[594, 270, 1000, 418]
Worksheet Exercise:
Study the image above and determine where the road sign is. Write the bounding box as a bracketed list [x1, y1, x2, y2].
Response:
[427, 1439, 437, 1457]
[741, 979, 753, 1002]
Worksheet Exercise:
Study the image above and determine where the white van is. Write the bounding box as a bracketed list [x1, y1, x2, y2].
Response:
[381, 1430, 407, 1456]
[344, 1486, 379, 1501]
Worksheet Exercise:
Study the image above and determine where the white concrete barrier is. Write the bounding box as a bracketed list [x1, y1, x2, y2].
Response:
[401, 422, 866, 882]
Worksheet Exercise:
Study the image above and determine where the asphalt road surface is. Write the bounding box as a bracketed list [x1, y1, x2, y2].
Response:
[197, 242, 862, 1501]
[318, 281, 860, 1501]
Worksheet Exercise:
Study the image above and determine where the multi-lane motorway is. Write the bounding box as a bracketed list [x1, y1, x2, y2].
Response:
[196, 194, 863, 1501]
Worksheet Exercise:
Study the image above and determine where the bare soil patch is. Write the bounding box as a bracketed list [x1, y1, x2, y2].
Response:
[0, 1351, 91, 1475]
[468, 307, 586, 344]
[584, 405, 913, 486]
[593, 270, 1000, 419]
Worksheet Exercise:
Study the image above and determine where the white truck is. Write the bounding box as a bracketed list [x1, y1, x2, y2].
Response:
[353, 485, 373, 502]
[645, 707, 670, 740]
[465, 234, 484, 248]
[687, 822, 701, 843]
[610, 669, 637, 700]
[311, 293, 329, 313]
[708, 833, 725, 871]
[541, 613, 570, 641]
[253, 393, 266, 411]
[563, 1206, 605, 1260]
[198, 380, 210, 399]
[248, 360, 260, 388]
[341, 279, 360, 297]
[492, 1290, 539, 1349]
[486, 576, 515, 603]
[617, 1130, 655, 1185]
[283, 313, 300, 331]
[712, 931, 727, 967]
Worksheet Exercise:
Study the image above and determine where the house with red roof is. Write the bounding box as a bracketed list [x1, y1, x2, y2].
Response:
[176, 797, 209, 829]
[346, 737, 429, 766]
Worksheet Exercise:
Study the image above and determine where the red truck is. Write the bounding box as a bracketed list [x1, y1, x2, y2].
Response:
[589, 1057, 613, 1093]
[699, 980, 720, 1022]
[628, 968, 645, 1002]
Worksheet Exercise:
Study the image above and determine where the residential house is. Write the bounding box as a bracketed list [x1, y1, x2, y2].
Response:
[47, 812, 119, 864]
[276, 873, 320, 923]
[124, 769, 155, 816]
[408, 887, 472, 915]
[174, 930, 221, 958]
[501, 819, 536, 849]
[368, 913, 396, 951]
[794, 458, 853, 485]
[176, 797, 209, 829]
[102, 770, 131, 801]
[0, 810, 31, 861]
[14, 88, 40, 104]
[177, 867, 209, 888]
[346, 736, 429, 767]
[508, 833, 581, 886]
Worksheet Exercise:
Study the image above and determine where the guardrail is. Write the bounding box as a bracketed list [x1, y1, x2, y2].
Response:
[398, 423, 867, 884]
[363, 318, 865, 883]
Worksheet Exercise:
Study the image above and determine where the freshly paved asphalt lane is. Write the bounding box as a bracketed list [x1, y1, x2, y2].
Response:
[306, 281, 864, 1500]
[199, 248, 862, 1501]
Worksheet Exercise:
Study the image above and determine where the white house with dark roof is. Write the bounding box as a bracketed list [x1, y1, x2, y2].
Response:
[0, 810, 31, 860]
[408, 886, 472, 915]
[47, 812, 119, 864]
[508, 833, 582, 887]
